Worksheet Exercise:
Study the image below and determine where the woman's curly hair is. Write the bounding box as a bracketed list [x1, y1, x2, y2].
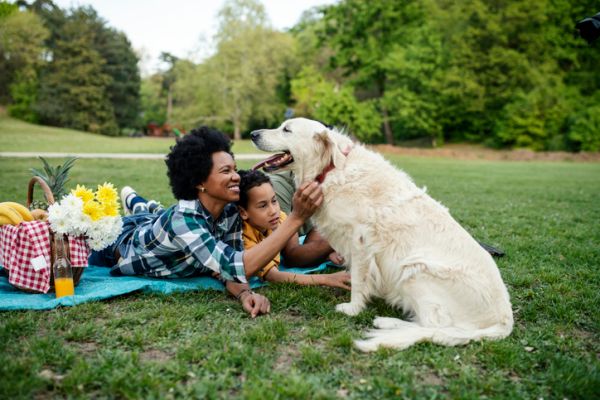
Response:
[165, 126, 233, 200]
[237, 169, 272, 209]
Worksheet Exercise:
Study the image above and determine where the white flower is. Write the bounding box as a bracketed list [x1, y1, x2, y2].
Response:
[48, 202, 66, 221]
[51, 218, 70, 235]
[61, 194, 83, 210]
[48, 185, 124, 251]
[87, 237, 104, 251]
[67, 210, 92, 236]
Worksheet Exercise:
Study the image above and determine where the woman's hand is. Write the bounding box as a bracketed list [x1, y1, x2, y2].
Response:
[290, 182, 323, 221]
[240, 291, 271, 318]
[317, 271, 351, 290]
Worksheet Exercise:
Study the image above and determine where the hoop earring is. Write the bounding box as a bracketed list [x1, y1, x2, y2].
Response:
[199, 187, 206, 193]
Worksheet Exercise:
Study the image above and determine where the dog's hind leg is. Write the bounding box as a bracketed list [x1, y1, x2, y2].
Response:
[355, 268, 513, 351]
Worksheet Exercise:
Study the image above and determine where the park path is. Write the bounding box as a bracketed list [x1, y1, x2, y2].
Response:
[0, 152, 268, 160]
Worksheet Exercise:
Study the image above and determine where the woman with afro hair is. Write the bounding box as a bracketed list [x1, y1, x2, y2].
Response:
[89, 126, 323, 317]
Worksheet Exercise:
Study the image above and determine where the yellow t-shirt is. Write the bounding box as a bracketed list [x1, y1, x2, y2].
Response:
[242, 211, 287, 279]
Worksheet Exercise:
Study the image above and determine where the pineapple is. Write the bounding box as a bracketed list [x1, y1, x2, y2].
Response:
[29, 157, 78, 209]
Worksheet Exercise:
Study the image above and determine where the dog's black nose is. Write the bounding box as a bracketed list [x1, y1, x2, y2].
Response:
[250, 130, 261, 141]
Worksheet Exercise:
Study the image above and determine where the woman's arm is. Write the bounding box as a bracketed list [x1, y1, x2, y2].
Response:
[225, 280, 270, 318]
[264, 268, 351, 290]
[242, 182, 323, 277]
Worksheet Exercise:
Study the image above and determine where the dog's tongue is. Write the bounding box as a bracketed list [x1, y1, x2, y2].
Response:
[252, 153, 289, 171]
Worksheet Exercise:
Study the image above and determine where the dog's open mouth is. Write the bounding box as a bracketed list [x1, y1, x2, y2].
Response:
[252, 152, 293, 172]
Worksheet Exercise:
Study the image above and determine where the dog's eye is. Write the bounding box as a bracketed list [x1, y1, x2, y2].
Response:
[283, 126, 291, 133]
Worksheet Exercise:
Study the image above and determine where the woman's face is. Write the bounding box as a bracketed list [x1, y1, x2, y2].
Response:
[199, 151, 240, 203]
[239, 183, 281, 233]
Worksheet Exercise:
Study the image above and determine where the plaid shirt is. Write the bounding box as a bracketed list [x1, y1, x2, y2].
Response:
[114, 199, 247, 283]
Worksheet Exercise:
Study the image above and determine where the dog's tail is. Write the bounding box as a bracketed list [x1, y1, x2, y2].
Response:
[354, 317, 513, 352]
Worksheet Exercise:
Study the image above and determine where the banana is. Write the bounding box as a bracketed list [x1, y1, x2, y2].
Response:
[1, 202, 34, 222]
[0, 215, 13, 225]
[0, 204, 24, 225]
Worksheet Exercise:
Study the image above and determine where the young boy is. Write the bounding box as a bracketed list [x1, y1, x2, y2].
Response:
[237, 169, 351, 289]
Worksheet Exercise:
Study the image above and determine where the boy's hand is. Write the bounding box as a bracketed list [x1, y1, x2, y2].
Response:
[318, 271, 351, 290]
[328, 251, 345, 265]
[290, 182, 323, 221]
[240, 291, 271, 318]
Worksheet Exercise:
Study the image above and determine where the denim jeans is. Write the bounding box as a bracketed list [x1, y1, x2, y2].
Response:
[87, 212, 160, 268]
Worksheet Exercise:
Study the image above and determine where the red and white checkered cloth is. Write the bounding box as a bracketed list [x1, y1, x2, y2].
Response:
[0, 221, 89, 293]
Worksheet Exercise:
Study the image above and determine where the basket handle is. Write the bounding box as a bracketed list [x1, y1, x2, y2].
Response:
[27, 177, 55, 208]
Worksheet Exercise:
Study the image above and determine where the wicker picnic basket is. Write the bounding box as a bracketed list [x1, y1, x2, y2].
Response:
[27, 176, 85, 287]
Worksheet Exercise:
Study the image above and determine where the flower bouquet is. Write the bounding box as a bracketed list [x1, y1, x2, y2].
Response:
[48, 183, 123, 251]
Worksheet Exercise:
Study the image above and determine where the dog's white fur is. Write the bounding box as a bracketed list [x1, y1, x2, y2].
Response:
[252, 118, 513, 351]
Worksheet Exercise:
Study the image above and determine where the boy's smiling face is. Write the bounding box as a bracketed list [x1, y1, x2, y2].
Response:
[239, 183, 281, 233]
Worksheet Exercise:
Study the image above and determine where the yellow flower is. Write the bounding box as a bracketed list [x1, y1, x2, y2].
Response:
[96, 182, 119, 205]
[102, 202, 119, 217]
[71, 184, 94, 203]
[83, 199, 103, 221]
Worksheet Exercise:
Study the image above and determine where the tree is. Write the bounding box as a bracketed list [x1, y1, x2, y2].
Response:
[291, 65, 381, 141]
[159, 52, 178, 125]
[56, 6, 140, 132]
[95, 27, 140, 131]
[319, 0, 426, 144]
[13, 2, 141, 134]
[140, 73, 167, 129]
[35, 14, 117, 135]
[171, 0, 296, 139]
[0, 5, 48, 111]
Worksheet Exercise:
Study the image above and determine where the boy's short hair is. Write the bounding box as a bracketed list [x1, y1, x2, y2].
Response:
[238, 169, 272, 209]
[165, 126, 233, 200]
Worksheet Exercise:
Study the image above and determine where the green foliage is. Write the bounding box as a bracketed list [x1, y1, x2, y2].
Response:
[4, 0, 599, 150]
[170, 0, 296, 139]
[0, 1, 16, 18]
[2, 2, 140, 135]
[0, 8, 48, 104]
[567, 102, 600, 152]
[94, 26, 141, 131]
[140, 74, 167, 127]
[300, 0, 600, 150]
[36, 20, 118, 135]
[7, 74, 39, 123]
[494, 72, 573, 150]
[291, 66, 381, 141]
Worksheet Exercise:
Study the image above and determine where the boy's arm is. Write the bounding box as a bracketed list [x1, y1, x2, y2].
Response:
[243, 182, 322, 277]
[264, 268, 351, 290]
[281, 229, 334, 267]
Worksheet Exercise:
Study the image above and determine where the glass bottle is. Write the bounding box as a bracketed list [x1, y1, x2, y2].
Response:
[53, 234, 74, 298]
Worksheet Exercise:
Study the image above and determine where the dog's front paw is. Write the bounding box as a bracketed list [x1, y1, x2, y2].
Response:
[335, 302, 364, 316]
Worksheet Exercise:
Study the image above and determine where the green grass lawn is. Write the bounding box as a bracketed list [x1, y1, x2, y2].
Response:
[0, 153, 598, 399]
[0, 115, 259, 154]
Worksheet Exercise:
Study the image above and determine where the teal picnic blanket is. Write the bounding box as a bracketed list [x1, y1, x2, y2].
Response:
[0, 263, 331, 311]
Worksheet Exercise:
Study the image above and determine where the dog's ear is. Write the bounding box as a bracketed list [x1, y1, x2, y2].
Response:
[314, 129, 333, 164]
[314, 130, 332, 150]
[314, 129, 348, 169]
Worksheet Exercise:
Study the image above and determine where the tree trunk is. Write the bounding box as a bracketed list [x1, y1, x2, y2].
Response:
[381, 105, 394, 145]
[166, 84, 173, 124]
[233, 119, 241, 141]
[377, 76, 394, 145]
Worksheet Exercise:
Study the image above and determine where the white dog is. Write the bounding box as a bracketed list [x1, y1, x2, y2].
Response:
[251, 118, 513, 351]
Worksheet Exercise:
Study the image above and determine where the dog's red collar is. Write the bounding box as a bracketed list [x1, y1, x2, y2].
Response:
[315, 145, 352, 184]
